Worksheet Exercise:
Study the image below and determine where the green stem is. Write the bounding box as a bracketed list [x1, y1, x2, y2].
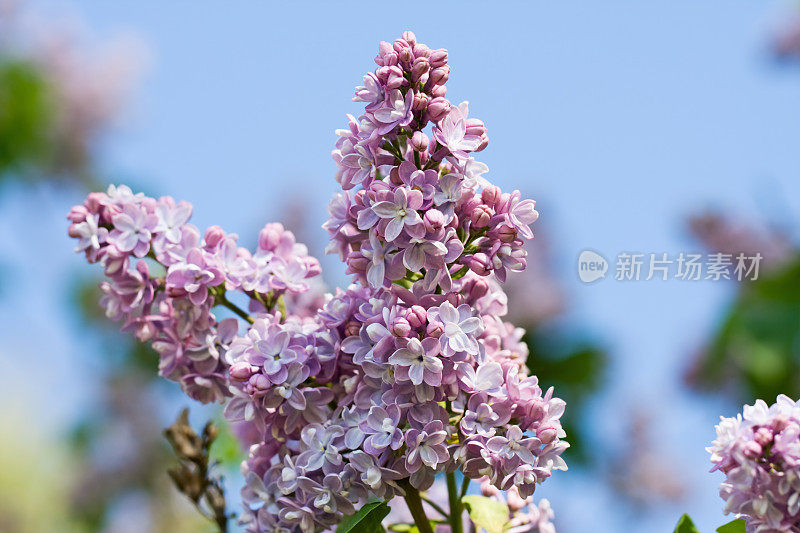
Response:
[459, 476, 471, 499]
[446, 472, 464, 533]
[215, 291, 254, 324]
[400, 480, 434, 533]
[420, 495, 449, 519]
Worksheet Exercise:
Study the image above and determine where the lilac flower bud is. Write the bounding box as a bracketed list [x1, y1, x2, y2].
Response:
[426, 320, 443, 337]
[402, 31, 417, 46]
[412, 131, 429, 152]
[413, 91, 430, 112]
[67, 205, 89, 224]
[405, 305, 427, 328]
[537, 425, 558, 445]
[411, 57, 430, 81]
[248, 373, 271, 392]
[204, 225, 225, 249]
[376, 41, 398, 66]
[466, 118, 489, 152]
[230, 362, 256, 381]
[380, 66, 406, 90]
[754, 427, 774, 447]
[426, 97, 451, 123]
[429, 65, 450, 86]
[429, 49, 448, 69]
[465, 277, 489, 301]
[258, 222, 283, 251]
[527, 399, 547, 423]
[412, 43, 431, 58]
[85, 192, 106, 214]
[743, 440, 763, 458]
[465, 118, 487, 138]
[423, 209, 445, 233]
[393, 38, 411, 55]
[394, 39, 413, 65]
[461, 194, 482, 215]
[302, 256, 322, 277]
[390, 316, 411, 337]
[470, 204, 492, 228]
[468, 253, 492, 276]
[481, 185, 501, 207]
[494, 224, 518, 243]
[430, 84, 447, 98]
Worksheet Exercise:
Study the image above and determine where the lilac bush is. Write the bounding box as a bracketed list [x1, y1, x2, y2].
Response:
[708, 396, 800, 532]
[68, 31, 567, 533]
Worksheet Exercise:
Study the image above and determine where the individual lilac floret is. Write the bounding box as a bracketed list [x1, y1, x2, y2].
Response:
[428, 301, 484, 356]
[405, 420, 449, 473]
[166, 248, 224, 305]
[432, 102, 484, 161]
[388, 337, 443, 386]
[109, 203, 157, 257]
[372, 187, 424, 241]
[361, 405, 404, 454]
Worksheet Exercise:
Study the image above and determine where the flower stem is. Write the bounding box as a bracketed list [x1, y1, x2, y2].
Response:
[446, 472, 464, 533]
[420, 495, 449, 519]
[400, 480, 434, 533]
[214, 289, 254, 324]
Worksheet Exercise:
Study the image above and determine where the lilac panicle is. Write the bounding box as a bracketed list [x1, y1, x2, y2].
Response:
[69, 31, 568, 533]
[709, 395, 800, 532]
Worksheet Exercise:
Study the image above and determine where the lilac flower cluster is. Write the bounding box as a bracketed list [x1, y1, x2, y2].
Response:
[67, 184, 321, 403]
[68, 31, 567, 533]
[232, 276, 566, 531]
[327, 31, 538, 292]
[708, 395, 800, 532]
[231, 32, 565, 532]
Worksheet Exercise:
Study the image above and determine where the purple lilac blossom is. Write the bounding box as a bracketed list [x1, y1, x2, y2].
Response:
[709, 395, 800, 532]
[69, 31, 568, 533]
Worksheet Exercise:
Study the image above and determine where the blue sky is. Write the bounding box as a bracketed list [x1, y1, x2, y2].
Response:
[2, 1, 800, 531]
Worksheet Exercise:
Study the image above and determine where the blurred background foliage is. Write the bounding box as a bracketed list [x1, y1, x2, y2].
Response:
[0, 2, 239, 531]
[686, 212, 800, 404]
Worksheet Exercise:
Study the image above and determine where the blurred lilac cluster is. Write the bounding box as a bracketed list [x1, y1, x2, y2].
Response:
[708, 396, 800, 531]
[69, 31, 567, 533]
[67, 185, 321, 403]
[481, 479, 557, 533]
[0, 0, 144, 172]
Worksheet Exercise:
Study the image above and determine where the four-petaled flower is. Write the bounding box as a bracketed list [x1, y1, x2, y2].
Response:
[388, 337, 444, 386]
[428, 301, 484, 356]
[165, 248, 224, 305]
[405, 420, 450, 473]
[372, 187, 424, 241]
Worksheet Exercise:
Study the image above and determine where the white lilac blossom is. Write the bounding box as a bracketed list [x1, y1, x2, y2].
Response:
[709, 395, 800, 532]
[69, 31, 568, 533]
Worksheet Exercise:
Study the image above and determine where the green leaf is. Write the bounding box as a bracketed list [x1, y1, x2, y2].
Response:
[337, 501, 390, 533]
[461, 495, 509, 533]
[716, 519, 746, 533]
[673, 514, 700, 533]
